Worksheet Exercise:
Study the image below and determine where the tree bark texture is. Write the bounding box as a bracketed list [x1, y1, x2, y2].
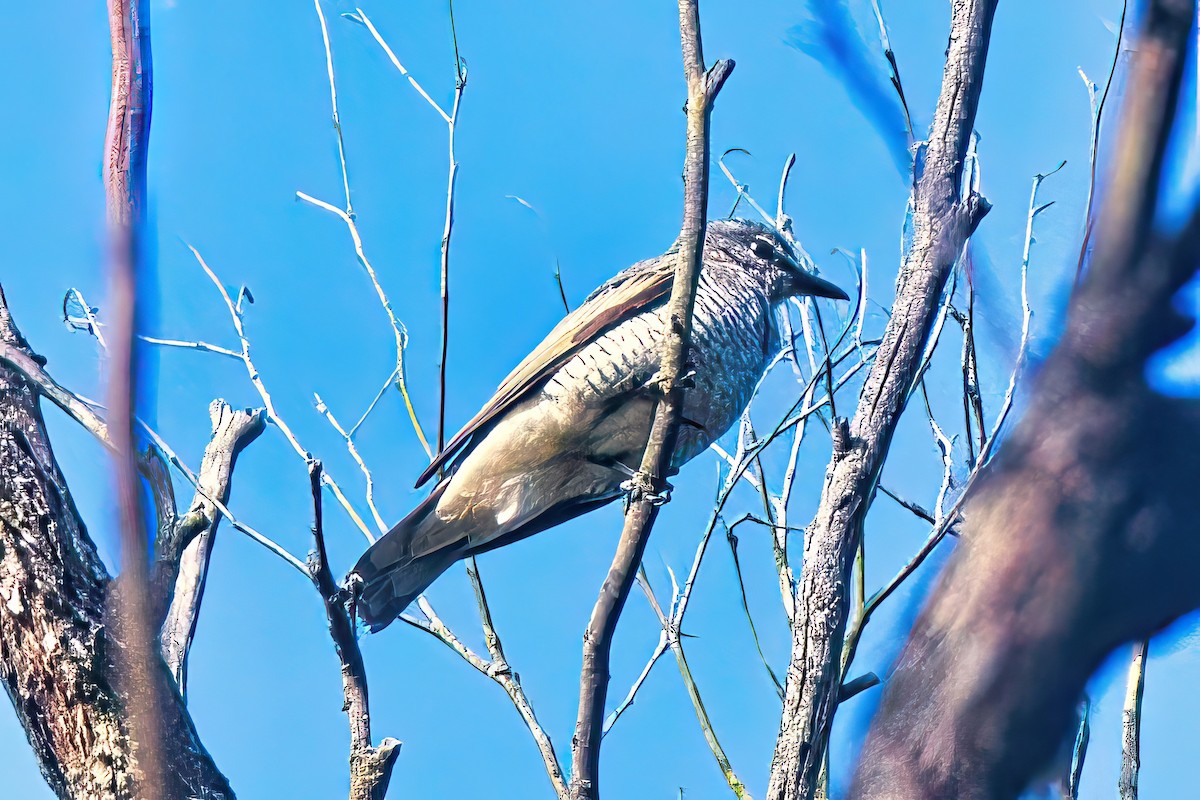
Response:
[0, 286, 234, 800]
[766, 2, 996, 798]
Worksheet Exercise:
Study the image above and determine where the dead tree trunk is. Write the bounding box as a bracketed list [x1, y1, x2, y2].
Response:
[0, 286, 234, 799]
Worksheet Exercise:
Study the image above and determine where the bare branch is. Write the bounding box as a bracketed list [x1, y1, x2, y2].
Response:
[567, 2, 733, 795]
[1077, 0, 1129, 279]
[766, 2, 997, 796]
[464, 560, 569, 798]
[0, 283, 234, 798]
[308, 462, 400, 800]
[0, 338, 113, 447]
[315, 393, 388, 533]
[636, 567, 751, 798]
[404, 597, 569, 798]
[184, 243, 377, 542]
[1119, 641, 1148, 799]
[138, 419, 308, 574]
[159, 400, 267, 695]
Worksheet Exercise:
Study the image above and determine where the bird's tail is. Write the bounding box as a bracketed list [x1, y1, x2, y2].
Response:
[349, 483, 464, 631]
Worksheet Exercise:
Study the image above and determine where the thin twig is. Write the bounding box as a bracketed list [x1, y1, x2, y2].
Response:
[1077, 1, 1128, 280]
[138, 335, 242, 360]
[404, 598, 569, 798]
[315, 0, 353, 215]
[299, 6, 434, 457]
[184, 243, 376, 542]
[314, 393, 388, 533]
[1064, 697, 1091, 800]
[636, 567, 751, 799]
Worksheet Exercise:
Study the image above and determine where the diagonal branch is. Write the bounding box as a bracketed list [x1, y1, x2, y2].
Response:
[567, 2, 733, 797]
[766, 2, 997, 797]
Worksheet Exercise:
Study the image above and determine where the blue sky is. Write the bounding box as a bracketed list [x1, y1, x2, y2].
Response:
[2, 1, 1197, 798]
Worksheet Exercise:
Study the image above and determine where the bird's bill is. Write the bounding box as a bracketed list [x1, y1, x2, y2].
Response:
[777, 251, 850, 301]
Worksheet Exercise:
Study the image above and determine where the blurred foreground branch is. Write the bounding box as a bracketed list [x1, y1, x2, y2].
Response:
[853, 2, 1200, 797]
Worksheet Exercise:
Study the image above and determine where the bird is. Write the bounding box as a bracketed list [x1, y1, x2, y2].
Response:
[348, 218, 848, 630]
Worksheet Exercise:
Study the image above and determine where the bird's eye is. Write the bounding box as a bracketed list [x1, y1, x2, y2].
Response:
[751, 240, 776, 260]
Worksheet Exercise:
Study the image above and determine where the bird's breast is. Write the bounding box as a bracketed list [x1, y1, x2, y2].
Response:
[542, 273, 776, 465]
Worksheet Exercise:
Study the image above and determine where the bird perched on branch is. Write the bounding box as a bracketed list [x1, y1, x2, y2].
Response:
[349, 219, 847, 630]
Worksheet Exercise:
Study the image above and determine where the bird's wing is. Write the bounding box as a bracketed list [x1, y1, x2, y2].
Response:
[416, 256, 672, 487]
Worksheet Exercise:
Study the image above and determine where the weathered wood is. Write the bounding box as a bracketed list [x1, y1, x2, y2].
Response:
[159, 401, 266, 695]
[766, 2, 997, 797]
[0, 286, 234, 800]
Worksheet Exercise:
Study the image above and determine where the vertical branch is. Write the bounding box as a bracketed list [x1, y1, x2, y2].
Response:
[308, 461, 400, 800]
[315, 0, 353, 215]
[1119, 641, 1149, 800]
[438, 38, 466, 455]
[1077, 0, 1128, 279]
[299, 3, 434, 459]
[766, 2, 996, 797]
[159, 401, 267, 695]
[566, 3, 733, 797]
[104, 0, 169, 797]
[1063, 698, 1091, 800]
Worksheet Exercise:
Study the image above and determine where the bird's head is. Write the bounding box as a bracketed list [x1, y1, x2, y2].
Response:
[706, 218, 849, 303]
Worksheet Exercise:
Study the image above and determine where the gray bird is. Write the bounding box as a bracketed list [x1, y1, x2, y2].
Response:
[350, 219, 847, 630]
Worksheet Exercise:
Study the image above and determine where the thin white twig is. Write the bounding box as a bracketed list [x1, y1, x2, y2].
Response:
[139, 335, 243, 361]
[186, 243, 376, 543]
[315, 0, 353, 214]
[295, 191, 433, 458]
[408, 597, 568, 798]
[351, 367, 398, 438]
[138, 419, 308, 574]
[356, 8, 452, 123]
[314, 392, 388, 533]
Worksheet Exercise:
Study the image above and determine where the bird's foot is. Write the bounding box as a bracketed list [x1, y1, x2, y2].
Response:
[621, 471, 672, 509]
[646, 368, 697, 394]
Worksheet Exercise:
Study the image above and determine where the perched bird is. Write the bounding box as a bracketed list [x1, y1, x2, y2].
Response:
[350, 219, 847, 630]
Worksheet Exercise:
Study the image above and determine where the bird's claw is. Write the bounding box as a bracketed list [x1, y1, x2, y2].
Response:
[646, 368, 697, 394]
[620, 471, 672, 509]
